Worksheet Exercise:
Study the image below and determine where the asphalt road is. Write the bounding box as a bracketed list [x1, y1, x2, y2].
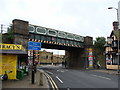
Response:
[39, 65, 118, 89]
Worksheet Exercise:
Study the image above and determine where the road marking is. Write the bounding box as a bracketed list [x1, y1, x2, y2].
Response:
[44, 72, 59, 90]
[56, 76, 63, 84]
[91, 74, 111, 80]
[67, 88, 70, 90]
[61, 70, 64, 73]
[44, 73, 54, 88]
[48, 77, 54, 89]
[46, 71, 53, 75]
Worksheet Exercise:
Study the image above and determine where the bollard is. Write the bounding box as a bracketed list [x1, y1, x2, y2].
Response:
[37, 69, 44, 86]
[39, 72, 43, 86]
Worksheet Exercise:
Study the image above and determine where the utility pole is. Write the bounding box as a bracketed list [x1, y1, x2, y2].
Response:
[32, 50, 35, 84]
[1, 24, 3, 34]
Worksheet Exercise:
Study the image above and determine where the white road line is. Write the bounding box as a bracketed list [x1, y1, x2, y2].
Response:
[61, 70, 64, 73]
[67, 88, 70, 90]
[56, 76, 63, 84]
[46, 71, 53, 75]
[91, 74, 111, 80]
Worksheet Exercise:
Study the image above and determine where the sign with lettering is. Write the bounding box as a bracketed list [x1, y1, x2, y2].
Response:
[28, 41, 41, 50]
[0, 44, 22, 50]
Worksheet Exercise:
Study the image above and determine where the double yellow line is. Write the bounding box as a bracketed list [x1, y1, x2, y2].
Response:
[44, 72, 59, 90]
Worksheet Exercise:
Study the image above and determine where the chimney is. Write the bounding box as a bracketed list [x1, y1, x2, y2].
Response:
[113, 21, 119, 30]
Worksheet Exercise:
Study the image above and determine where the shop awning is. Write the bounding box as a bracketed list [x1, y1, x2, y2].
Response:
[0, 50, 27, 55]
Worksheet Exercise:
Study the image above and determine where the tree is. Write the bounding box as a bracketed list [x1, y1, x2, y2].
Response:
[2, 25, 14, 44]
[7, 25, 14, 43]
[94, 37, 106, 68]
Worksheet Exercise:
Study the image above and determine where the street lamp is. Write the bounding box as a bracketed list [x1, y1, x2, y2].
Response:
[108, 7, 119, 22]
[108, 7, 120, 73]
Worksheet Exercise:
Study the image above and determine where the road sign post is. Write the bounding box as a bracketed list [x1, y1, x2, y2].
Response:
[28, 41, 41, 84]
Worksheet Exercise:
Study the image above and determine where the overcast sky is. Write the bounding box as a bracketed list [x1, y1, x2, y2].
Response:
[0, 0, 120, 55]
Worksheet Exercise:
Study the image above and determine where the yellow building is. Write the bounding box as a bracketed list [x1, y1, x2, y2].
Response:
[53, 54, 64, 64]
[0, 44, 27, 79]
[28, 50, 64, 65]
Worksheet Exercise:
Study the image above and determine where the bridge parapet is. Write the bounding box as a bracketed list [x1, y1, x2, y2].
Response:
[29, 24, 84, 48]
[29, 24, 84, 42]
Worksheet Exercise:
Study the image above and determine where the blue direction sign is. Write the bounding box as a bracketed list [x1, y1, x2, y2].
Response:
[28, 41, 41, 50]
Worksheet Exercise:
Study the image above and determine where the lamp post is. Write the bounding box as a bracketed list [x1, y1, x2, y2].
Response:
[108, 7, 119, 23]
[108, 7, 120, 73]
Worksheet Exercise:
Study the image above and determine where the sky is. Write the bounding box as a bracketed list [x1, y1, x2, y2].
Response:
[0, 0, 120, 55]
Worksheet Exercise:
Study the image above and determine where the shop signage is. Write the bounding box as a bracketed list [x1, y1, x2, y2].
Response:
[0, 44, 22, 50]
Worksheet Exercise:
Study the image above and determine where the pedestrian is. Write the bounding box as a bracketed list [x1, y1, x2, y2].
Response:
[64, 61, 67, 68]
[97, 61, 101, 69]
[62, 61, 64, 68]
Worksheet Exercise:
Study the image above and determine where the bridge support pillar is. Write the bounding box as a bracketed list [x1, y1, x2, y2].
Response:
[12, 19, 29, 50]
[65, 36, 93, 69]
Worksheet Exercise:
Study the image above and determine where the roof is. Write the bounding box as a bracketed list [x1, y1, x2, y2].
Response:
[110, 30, 120, 40]
[0, 50, 27, 55]
[104, 42, 110, 47]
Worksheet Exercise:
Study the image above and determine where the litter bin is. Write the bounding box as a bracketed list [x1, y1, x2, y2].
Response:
[17, 69, 24, 80]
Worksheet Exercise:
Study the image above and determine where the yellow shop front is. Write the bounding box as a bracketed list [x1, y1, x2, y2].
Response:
[0, 44, 27, 80]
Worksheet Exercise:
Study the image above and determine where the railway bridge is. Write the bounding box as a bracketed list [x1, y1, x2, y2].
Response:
[12, 19, 93, 69]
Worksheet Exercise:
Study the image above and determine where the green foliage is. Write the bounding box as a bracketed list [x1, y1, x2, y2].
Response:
[0, 33, 2, 43]
[7, 25, 14, 40]
[2, 25, 14, 44]
[94, 37, 105, 49]
[94, 37, 106, 68]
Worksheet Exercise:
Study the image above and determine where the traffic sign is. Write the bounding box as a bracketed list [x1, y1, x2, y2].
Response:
[28, 41, 41, 50]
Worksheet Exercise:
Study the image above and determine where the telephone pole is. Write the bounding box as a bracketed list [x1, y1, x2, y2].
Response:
[1, 24, 3, 34]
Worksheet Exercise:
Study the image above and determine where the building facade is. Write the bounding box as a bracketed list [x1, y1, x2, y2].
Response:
[104, 21, 120, 69]
[28, 50, 64, 65]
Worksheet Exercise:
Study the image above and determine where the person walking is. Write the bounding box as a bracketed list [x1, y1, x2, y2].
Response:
[97, 61, 101, 69]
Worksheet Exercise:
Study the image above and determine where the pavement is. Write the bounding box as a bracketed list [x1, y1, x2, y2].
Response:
[1, 69, 50, 90]
[90, 69, 119, 75]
